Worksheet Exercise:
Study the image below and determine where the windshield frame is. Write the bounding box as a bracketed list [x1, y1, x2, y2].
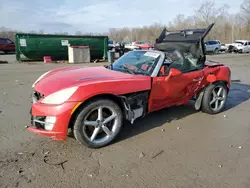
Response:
[110, 50, 165, 77]
[233, 41, 245, 45]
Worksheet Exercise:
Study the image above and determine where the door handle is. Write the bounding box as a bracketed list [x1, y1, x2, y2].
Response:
[193, 77, 202, 82]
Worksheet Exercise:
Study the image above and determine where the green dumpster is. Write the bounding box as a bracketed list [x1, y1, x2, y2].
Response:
[15, 33, 108, 62]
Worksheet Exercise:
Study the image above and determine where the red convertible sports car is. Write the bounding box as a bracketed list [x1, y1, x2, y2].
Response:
[28, 23, 231, 148]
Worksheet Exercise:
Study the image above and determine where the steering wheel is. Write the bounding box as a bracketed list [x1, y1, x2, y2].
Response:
[137, 61, 154, 73]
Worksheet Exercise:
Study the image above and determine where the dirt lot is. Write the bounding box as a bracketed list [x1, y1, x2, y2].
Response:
[1, 53, 250, 188]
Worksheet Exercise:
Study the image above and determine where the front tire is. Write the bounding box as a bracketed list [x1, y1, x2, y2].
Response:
[201, 82, 228, 114]
[213, 48, 219, 54]
[73, 99, 123, 148]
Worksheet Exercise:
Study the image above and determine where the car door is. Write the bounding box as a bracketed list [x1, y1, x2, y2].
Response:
[0, 38, 6, 51]
[6, 39, 15, 51]
[148, 62, 204, 112]
[207, 41, 214, 51]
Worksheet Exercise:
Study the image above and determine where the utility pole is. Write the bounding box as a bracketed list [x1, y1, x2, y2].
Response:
[231, 23, 234, 43]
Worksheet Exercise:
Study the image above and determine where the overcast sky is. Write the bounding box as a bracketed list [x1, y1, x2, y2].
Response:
[0, 0, 242, 34]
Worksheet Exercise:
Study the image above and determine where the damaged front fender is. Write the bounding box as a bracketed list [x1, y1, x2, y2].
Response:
[119, 91, 149, 124]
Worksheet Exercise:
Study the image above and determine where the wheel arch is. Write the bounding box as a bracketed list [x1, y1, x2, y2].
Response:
[194, 80, 229, 110]
[68, 93, 125, 129]
[211, 80, 229, 92]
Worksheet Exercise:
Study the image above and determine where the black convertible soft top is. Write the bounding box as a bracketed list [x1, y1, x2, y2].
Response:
[154, 23, 215, 64]
[155, 23, 214, 43]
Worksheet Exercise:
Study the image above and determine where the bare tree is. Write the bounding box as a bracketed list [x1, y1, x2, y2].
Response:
[194, 0, 229, 26]
[241, 0, 250, 15]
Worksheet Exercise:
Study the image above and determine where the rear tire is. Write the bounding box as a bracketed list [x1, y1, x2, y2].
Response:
[201, 82, 228, 114]
[73, 99, 123, 148]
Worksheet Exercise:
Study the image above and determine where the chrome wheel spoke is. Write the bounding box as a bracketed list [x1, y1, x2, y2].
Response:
[215, 100, 219, 110]
[212, 90, 217, 98]
[102, 125, 112, 136]
[217, 88, 223, 96]
[98, 107, 103, 121]
[218, 97, 225, 101]
[90, 127, 101, 141]
[103, 114, 117, 124]
[210, 98, 216, 105]
[84, 121, 98, 127]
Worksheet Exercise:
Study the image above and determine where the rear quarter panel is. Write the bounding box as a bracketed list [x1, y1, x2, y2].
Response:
[202, 65, 231, 89]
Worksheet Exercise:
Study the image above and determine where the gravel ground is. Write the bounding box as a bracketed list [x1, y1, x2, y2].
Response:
[0, 53, 250, 188]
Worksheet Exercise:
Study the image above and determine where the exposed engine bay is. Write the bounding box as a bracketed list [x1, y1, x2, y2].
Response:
[120, 91, 149, 124]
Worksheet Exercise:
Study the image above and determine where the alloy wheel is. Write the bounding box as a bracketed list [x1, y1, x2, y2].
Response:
[209, 85, 227, 112]
[82, 106, 119, 145]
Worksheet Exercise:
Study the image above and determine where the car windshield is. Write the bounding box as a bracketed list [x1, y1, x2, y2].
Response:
[234, 41, 244, 45]
[109, 50, 161, 76]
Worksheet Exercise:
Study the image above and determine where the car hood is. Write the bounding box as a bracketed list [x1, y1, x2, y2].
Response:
[34, 66, 150, 96]
[231, 43, 243, 47]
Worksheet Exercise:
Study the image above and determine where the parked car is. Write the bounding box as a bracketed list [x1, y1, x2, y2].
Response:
[219, 43, 228, 53]
[227, 40, 250, 53]
[28, 23, 231, 148]
[204, 40, 221, 54]
[0, 38, 15, 54]
[124, 42, 140, 51]
[133, 41, 154, 50]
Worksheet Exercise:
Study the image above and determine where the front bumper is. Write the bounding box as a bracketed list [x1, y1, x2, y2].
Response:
[28, 101, 79, 141]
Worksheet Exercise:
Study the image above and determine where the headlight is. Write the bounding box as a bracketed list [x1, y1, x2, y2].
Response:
[41, 86, 78, 105]
[32, 70, 52, 88]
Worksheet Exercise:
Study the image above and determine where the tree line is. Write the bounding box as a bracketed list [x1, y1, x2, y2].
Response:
[0, 0, 250, 44]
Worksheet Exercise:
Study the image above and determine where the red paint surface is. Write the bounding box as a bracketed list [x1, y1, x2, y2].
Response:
[0, 38, 15, 52]
[30, 101, 78, 140]
[149, 69, 204, 112]
[134, 42, 153, 49]
[35, 66, 151, 97]
[29, 61, 231, 141]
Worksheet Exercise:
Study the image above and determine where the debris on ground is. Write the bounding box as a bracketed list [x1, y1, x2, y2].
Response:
[88, 174, 93, 178]
[43, 158, 68, 170]
[219, 165, 223, 168]
[17, 168, 23, 174]
[15, 182, 19, 187]
[152, 150, 164, 159]
[43, 151, 50, 157]
[161, 129, 165, 132]
[230, 145, 233, 148]
[43, 150, 68, 170]
[139, 152, 145, 158]
[122, 174, 130, 177]
[223, 115, 227, 118]
[238, 146, 242, 149]
[177, 127, 180, 130]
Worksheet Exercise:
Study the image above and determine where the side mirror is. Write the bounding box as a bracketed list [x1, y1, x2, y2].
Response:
[169, 68, 182, 77]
